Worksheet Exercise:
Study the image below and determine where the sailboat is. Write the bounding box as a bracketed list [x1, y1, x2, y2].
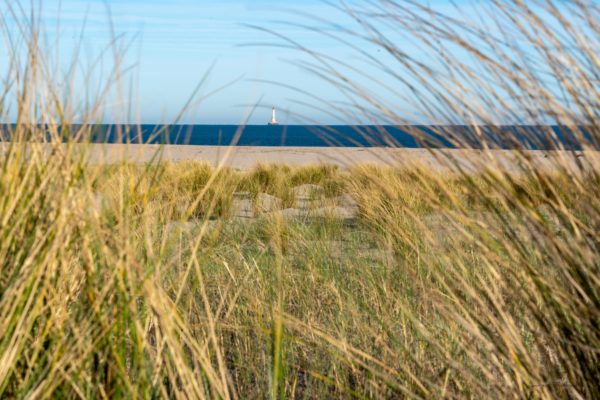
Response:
[268, 107, 279, 125]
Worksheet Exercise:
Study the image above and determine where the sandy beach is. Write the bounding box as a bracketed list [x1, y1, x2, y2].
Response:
[76, 143, 598, 172]
[3, 142, 598, 172]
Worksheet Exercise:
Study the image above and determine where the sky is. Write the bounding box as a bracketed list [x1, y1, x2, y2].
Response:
[2, 0, 378, 124]
[0, 1, 579, 125]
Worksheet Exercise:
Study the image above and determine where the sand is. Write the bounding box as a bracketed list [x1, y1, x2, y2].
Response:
[4, 142, 599, 172]
[84, 143, 599, 172]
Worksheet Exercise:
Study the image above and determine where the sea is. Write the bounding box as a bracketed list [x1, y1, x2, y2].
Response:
[2, 124, 594, 150]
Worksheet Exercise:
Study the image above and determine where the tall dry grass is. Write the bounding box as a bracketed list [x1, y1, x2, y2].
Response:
[277, 0, 600, 397]
[0, 0, 598, 399]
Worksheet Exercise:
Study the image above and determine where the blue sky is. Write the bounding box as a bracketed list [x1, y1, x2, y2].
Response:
[1, 1, 575, 125]
[2, 0, 377, 124]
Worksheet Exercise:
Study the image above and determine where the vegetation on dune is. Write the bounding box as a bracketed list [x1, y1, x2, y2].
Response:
[0, 0, 599, 398]
[1, 155, 599, 398]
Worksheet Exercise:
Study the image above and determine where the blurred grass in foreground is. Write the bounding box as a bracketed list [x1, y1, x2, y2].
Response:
[1, 157, 599, 398]
[1, 0, 599, 398]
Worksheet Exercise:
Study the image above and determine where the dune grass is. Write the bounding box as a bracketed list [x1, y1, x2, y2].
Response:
[1, 155, 599, 398]
[1, 0, 599, 398]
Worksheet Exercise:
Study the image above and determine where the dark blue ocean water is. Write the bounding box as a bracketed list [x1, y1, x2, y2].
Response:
[96, 125, 427, 147]
[3, 124, 595, 149]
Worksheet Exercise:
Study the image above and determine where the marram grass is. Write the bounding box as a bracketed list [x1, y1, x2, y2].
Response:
[1, 0, 599, 398]
[1, 151, 599, 398]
